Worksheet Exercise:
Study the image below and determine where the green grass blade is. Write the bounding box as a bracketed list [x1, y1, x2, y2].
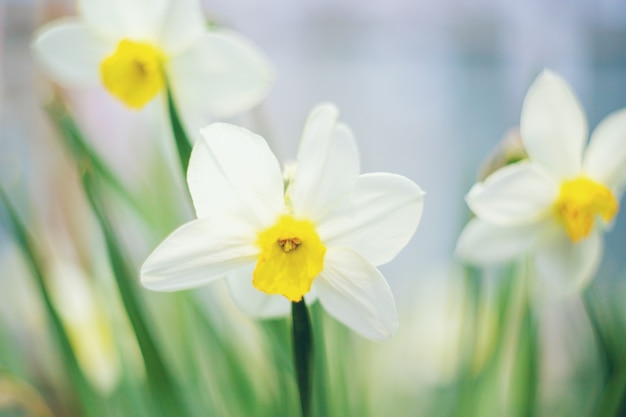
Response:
[44, 101, 195, 417]
[584, 288, 626, 417]
[44, 99, 147, 222]
[0, 189, 101, 417]
[80, 174, 194, 417]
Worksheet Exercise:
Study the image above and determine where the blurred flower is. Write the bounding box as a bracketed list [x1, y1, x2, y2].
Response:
[33, 0, 273, 118]
[141, 103, 425, 340]
[476, 127, 528, 182]
[457, 70, 626, 292]
[49, 262, 121, 395]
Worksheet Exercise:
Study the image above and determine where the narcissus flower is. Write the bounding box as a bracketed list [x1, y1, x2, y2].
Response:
[33, 0, 273, 117]
[457, 70, 626, 292]
[141, 104, 425, 340]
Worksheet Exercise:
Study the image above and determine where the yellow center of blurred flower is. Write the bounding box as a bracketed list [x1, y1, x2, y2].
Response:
[554, 176, 618, 243]
[253, 215, 326, 302]
[100, 40, 165, 109]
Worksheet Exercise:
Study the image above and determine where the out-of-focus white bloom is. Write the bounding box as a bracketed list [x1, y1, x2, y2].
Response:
[49, 262, 120, 394]
[33, 0, 273, 118]
[457, 70, 626, 292]
[141, 103, 425, 340]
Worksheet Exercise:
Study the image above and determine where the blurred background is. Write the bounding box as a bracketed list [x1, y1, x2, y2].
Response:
[1, 0, 626, 416]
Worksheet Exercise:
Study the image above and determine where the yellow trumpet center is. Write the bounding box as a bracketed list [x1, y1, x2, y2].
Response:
[100, 39, 165, 109]
[554, 176, 618, 243]
[253, 215, 326, 302]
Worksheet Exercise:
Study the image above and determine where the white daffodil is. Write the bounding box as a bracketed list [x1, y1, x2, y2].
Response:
[457, 70, 626, 292]
[33, 0, 273, 118]
[49, 262, 120, 395]
[141, 104, 425, 340]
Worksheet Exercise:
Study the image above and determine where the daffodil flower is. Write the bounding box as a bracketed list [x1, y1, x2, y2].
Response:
[33, 0, 273, 118]
[141, 104, 425, 340]
[457, 70, 626, 292]
[49, 262, 121, 394]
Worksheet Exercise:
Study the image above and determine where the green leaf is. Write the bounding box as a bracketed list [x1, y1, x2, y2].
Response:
[0, 189, 101, 417]
[44, 99, 146, 221]
[45, 100, 195, 417]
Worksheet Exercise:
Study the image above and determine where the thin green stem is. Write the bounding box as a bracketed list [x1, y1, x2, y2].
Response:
[166, 86, 192, 175]
[292, 299, 313, 417]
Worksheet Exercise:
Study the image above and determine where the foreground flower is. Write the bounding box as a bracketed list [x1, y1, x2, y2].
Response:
[457, 70, 626, 292]
[33, 0, 273, 117]
[141, 104, 425, 340]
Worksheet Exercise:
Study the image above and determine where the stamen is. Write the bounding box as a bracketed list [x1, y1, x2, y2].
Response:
[278, 237, 302, 252]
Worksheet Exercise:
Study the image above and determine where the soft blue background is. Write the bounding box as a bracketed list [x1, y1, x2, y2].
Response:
[2, 0, 625, 298]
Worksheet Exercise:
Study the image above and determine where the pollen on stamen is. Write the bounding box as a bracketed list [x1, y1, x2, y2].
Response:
[278, 237, 302, 252]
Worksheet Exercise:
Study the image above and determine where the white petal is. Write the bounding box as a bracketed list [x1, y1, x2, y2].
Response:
[168, 30, 274, 119]
[534, 230, 602, 294]
[141, 216, 258, 292]
[32, 19, 113, 86]
[317, 173, 424, 266]
[226, 265, 291, 318]
[79, 0, 165, 40]
[315, 248, 398, 341]
[187, 123, 284, 228]
[466, 161, 557, 226]
[520, 70, 588, 179]
[455, 218, 542, 265]
[583, 108, 626, 191]
[289, 105, 360, 221]
[157, 0, 205, 54]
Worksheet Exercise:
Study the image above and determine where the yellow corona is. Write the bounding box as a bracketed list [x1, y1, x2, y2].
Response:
[253, 215, 326, 302]
[100, 40, 165, 109]
[554, 176, 618, 242]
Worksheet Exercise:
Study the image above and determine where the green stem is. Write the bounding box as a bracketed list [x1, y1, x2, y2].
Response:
[292, 299, 313, 417]
[166, 87, 192, 175]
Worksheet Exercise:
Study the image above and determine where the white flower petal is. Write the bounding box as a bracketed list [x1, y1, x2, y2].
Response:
[315, 248, 398, 340]
[318, 173, 424, 266]
[466, 161, 557, 226]
[157, 0, 205, 54]
[141, 216, 258, 291]
[520, 70, 588, 179]
[32, 19, 113, 86]
[226, 265, 291, 318]
[187, 123, 284, 228]
[534, 230, 602, 294]
[583, 108, 626, 192]
[79, 0, 164, 40]
[168, 30, 274, 119]
[455, 218, 542, 265]
[290, 105, 360, 221]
